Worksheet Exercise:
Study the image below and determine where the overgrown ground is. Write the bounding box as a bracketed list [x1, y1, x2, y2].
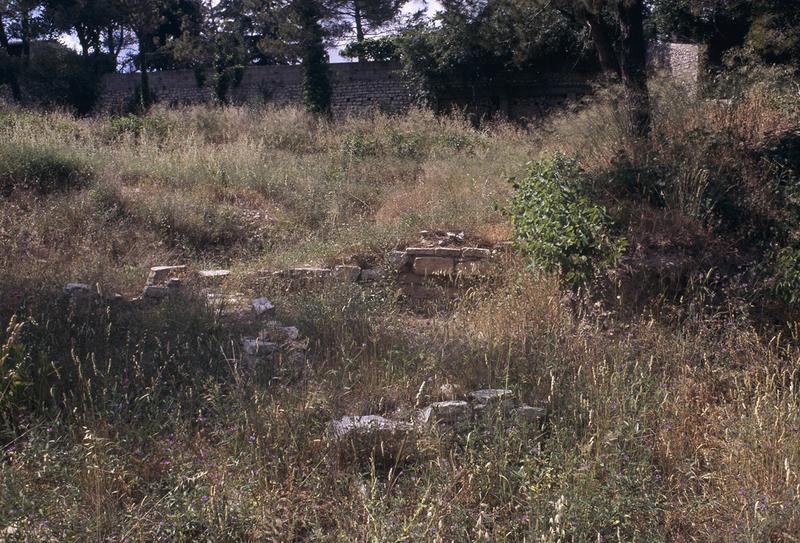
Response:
[1, 83, 800, 542]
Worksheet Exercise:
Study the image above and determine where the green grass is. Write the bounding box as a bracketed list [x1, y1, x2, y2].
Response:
[1, 92, 799, 541]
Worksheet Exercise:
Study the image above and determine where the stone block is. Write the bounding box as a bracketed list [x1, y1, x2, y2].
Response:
[405, 247, 437, 257]
[64, 283, 93, 296]
[462, 247, 491, 259]
[252, 298, 275, 317]
[469, 389, 514, 405]
[434, 247, 463, 258]
[413, 257, 454, 277]
[242, 338, 279, 357]
[197, 269, 231, 282]
[288, 267, 331, 279]
[147, 265, 186, 285]
[328, 415, 414, 463]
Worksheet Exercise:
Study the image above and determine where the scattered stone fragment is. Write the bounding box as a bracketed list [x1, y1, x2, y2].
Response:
[447, 231, 466, 242]
[252, 297, 275, 317]
[413, 257, 454, 276]
[469, 389, 514, 405]
[462, 247, 491, 259]
[167, 278, 182, 289]
[513, 405, 547, 426]
[333, 265, 362, 282]
[405, 247, 437, 257]
[142, 285, 170, 300]
[434, 247, 463, 257]
[147, 265, 186, 285]
[417, 401, 472, 425]
[359, 268, 383, 282]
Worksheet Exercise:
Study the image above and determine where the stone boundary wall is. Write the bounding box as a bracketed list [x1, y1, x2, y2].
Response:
[96, 61, 414, 116]
[2, 43, 702, 119]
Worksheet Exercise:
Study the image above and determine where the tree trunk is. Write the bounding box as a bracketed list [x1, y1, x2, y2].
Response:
[353, 1, 365, 62]
[585, 16, 620, 75]
[0, 17, 10, 52]
[616, 0, 651, 141]
[20, 9, 31, 65]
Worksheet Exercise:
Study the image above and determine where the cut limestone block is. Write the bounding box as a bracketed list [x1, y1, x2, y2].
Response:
[413, 257, 454, 277]
[147, 265, 186, 285]
[469, 389, 515, 415]
[462, 247, 491, 260]
[328, 415, 414, 463]
[333, 265, 362, 282]
[197, 270, 231, 283]
[64, 283, 93, 296]
[417, 401, 472, 426]
[405, 247, 437, 257]
[252, 298, 275, 317]
[434, 247, 463, 258]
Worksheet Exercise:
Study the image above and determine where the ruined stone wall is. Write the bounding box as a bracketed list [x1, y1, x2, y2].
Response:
[96, 61, 414, 116]
[648, 42, 703, 96]
[47, 43, 704, 118]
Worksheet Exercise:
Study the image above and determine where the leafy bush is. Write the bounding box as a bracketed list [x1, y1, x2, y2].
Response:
[105, 114, 173, 140]
[507, 155, 627, 288]
[0, 142, 94, 194]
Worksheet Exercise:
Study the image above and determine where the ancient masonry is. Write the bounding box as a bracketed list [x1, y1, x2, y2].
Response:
[83, 42, 702, 119]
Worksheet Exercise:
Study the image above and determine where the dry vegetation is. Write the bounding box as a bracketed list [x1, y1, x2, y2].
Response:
[1, 83, 800, 542]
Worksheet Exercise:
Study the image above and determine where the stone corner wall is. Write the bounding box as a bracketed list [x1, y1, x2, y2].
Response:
[648, 42, 702, 96]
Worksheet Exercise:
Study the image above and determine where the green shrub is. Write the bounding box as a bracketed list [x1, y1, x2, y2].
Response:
[106, 114, 172, 140]
[0, 143, 94, 194]
[507, 155, 627, 288]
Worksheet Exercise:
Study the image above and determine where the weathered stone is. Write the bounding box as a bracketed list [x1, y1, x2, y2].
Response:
[333, 265, 361, 282]
[359, 268, 383, 282]
[289, 267, 331, 278]
[252, 297, 275, 317]
[418, 401, 472, 425]
[405, 247, 437, 257]
[142, 285, 170, 300]
[434, 247, 463, 258]
[328, 415, 413, 462]
[397, 272, 424, 285]
[167, 278, 182, 289]
[469, 389, 514, 404]
[147, 265, 186, 285]
[389, 250, 412, 272]
[455, 260, 492, 277]
[513, 405, 547, 426]
[242, 338, 279, 357]
[413, 257, 454, 277]
[462, 247, 491, 259]
[469, 389, 515, 415]
[198, 269, 231, 281]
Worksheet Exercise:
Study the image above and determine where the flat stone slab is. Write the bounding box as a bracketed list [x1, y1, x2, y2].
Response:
[147, 265, 186, 285]
[328, 415, 412, 441]
[413, 257, 454, 276]
[418, 401, 472, 425]
[469, 389, 514, 405]
[462, 247, 491, 259]
[198, 269, 231, 279]
[359, 268, 383, 282]
[389, 250, 412, 271]
[252, 298, 275, 316]
[64, 283, 92, 295]
[405, 247, 437, 257]
[434, 247, 463, 257]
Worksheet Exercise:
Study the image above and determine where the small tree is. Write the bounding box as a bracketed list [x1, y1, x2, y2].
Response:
[295, 0, 331, 114]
